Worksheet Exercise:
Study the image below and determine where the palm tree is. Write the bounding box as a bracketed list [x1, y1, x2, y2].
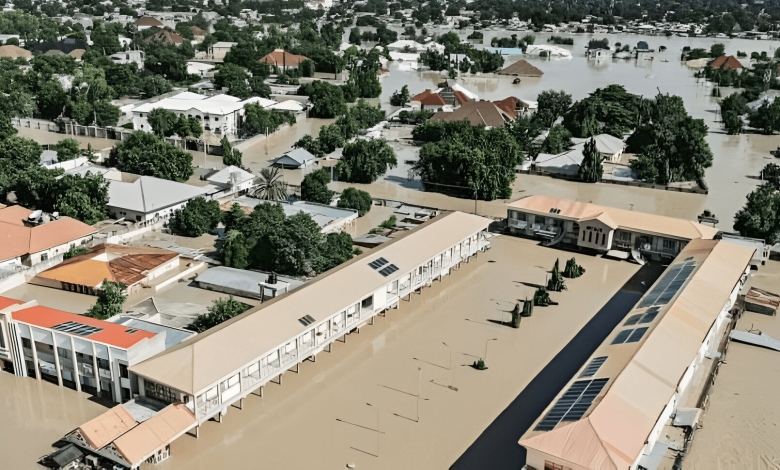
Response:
[253, 167, 288, 201]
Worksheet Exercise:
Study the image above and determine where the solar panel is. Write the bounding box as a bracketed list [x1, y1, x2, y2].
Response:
[626, 327, 648, 343]
[535, 379, 609, 431]
[639, 307, 660, 324]
[298, 315, 316, 326]
[578, 356, 607, 378]
[369, 258, 390, 270]
[637, 260, 696, 308]
[623, 314, 643, 326]
[611, 329, 632, 345]
[378, 264, 399, 277]
[51, 321, 103, 337]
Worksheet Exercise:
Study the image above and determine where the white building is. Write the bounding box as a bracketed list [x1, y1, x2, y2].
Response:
[107, 176, 210, 224]
[108, 50, 145, 68]
[207, 41, 236, 61]
[202, 165, 255, 198]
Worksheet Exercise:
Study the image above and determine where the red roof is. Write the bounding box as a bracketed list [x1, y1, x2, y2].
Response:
[259, 49, 309, 67]
[0, 296, 23, 311]
[412, 89, 447, 106]
[494, 96, 520, 118]
[0, 205, 96, 262]
[453, 90, 471, 106]
[11, 306, 156, 349]
[709, 55, 743, 70]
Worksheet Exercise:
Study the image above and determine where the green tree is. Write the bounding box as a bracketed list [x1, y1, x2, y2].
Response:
[301, 168, 335, 204]
[189, 296, 249, 332]
[219, 230, 250, 269]
[536, 90, 573, 127]
[242, 102, 291, 137]
[349, 27, 361, 45]
[563, 85, 643, 138]
[317, 124, 346, 154]
[748, 98, 780, 134]
[63, 246, 89, 260]
[252, 167, 288, 200]
[109, 132, 194, 181]
[36, 81, 68, 120]
[390, 85, 411, 107]
[710, 43, 725, 57]
[147, 108, 179, 137]
[214, 63, 252, 99]
[221, 136, 243, 167]
[85, 280, 126, 320]
[54, 173, 110, 224]
[299, 81, 347, 118]
[293, 135, 324, 158]
[336, 139, 397, 184]
[578, 138, 603, 182]
[734, 183, 780, 244]
[52, 138, 81, 161]
[168, 197, 224, 237]
[318, 231, 355, 273]
[337, 187, 372, 216]
[722, 110, 744, 135]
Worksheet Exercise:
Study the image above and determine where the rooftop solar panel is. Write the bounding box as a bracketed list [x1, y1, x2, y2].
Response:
[612, 329, 632, 345]
[637, 260, 696, 309]
[626, 327, 648, 343]
[535, 379, 609, 431]
[52, 321, 103, 337]
[578, 356, 607, 378]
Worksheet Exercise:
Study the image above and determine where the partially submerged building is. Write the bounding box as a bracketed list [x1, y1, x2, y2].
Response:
[519, 239, 755, 470]
[129, 212, 491, 432]
[30, 244, 180, 296]
[507, 196, 719, 260]
[194, 266, 305, 300]
[230, 197, 358, 234]
[0, 299, 194, 403]
[497, 59, 545, 77]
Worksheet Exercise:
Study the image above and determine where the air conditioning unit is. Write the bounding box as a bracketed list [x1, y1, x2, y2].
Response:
[86, 455, 99, 467]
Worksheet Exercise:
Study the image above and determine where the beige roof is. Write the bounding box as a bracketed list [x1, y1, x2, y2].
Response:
[520, 239, 755, 469]
[497, 58, 544, 77]
[131, 211, 491, 395]
[78, 404, 137, 450]
[431, 99, 514, 127]
[0, 45, 32, 59]
[113, 403, 196, 466]
[508, 195, 719, 241]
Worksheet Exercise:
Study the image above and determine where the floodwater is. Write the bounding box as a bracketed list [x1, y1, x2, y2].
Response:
[147, 236, 640, 470]
[371, 32, 780, 230]
[0, 371, 107, 470]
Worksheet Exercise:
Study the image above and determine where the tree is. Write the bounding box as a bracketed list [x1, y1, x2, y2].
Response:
[723, 110, 744, 135]
[349, 27, 361, 45]
[85, 280, 126, 320]
[54, 173, 110, 224]
[221, 136, 243, 167]
[293, 135, 324, 158]
[563, 85, 643, 138]
[242, 102, 291, 138]
[317, 124, 345, 153]
[168, 197, 223, 237]
[36, 81, 68, 120]
[318, 231, 355, 273]
[537, 90, 573, 127]
[301, 168, 335, 204]
[63, 246, 89, 260]
[218, 230, 250, 269]
[189, 296, 249, 332]
[299, 81, 347, 118]
[337, 187, 372, 216]
[627, 93, 713, 185]
[109, 132, 194, 182]
[53, 138, 81, 161]
[336, 139, 397, 184]
[214, 63, 252, 99]
[578, 138, 603, 182]
[390, 85, 411, 107]
[252, 167, 287, 200]
[710, 43, 725, 58]
[734, 183, 780, 244]
[147, 108, 178, 137]
[748, 98, 780, 134]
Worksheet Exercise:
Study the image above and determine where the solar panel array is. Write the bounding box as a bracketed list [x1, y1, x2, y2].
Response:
[623, 306, 661, 326]
[612, 327, 648, 345]
[368, 257, 398, 277]
[378, 264, 399, 277]
[637, 260, 697, 309]
[534, 378, 609, 431]
[51, 321, 103, 337]
[298, 315, 316, 326]
[368, 257, 389, 270]
[578, 356, 608, 378]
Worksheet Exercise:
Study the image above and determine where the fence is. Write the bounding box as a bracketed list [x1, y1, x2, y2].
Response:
[516, 168, 708, 194]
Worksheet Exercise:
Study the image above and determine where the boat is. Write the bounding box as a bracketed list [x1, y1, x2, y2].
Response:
[512, 77, 521, 84]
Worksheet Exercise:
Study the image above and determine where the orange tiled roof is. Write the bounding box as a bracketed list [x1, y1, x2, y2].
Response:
[0, 206, 95, 262]
[709, 55, 742, 70]
[412, 89, 447, 106]
[494, 96, 520, 118]
[78, 405, 138, 450]
[137, 16, 163, 27]
[11, 305, 156, 349]
[259, 49, 309, 67]
[0, 296, 23, 311]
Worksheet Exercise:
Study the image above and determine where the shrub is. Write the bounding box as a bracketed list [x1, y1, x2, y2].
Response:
[563, 257, 584, 278]
[337, 187, 373, 216]
[546, 259, 567, 292]
[534, 287, 551, 306]
[379, 215, 397, 229]
[63, 246, 89, 260]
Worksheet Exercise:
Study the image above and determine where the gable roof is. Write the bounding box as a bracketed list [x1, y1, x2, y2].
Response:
[277, 147, 315, 165]
[189, 25, 207, 37]
[497, 58, 544, 77]
[78, 404, 138, 450]
[206, 165, 254, 186]
[107, 177, 209, 214]
[508, 195, 719, 241]
[258, 49, 309, 67]
[136, 16, 163, 26]
[709, 55, 742, 70]
[144, 29, 184, 45]
[0, 45, 32, 59]
[33, 243, 179, 288]
[130, 211, 491, 395]
[112, 403, 196, 466]
[520, 240, 755, 470]
[494, 96, 521, 118]
[431, 100, 514, 127]
[0, 206, 96, 262]
[412, 89, 447, 106]
[11, 305, 157, 349]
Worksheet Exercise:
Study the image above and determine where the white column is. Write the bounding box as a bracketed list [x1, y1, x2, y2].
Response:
[91, 342, 101, 395]
[50, 333, 64, 387]
[29, 327, 41, 380]
[70, 337, 82, 392]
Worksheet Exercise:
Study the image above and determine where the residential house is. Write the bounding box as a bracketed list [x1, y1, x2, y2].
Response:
[0, 44, 32, 60]
[496, 59, 544, 77]
[106, 176, 210, 224]
[207, 42, 236, 61]
[709, 55, 743, 72]
[201, 165, 255, 198]
[273, 148, 316, 169]
[506, 195, 720, 260]
[411, 89, 448, 111]
[108, 50, 145, 68]
[144, 29, 184, 46]
[520, 240, 754, 470]
[431, 99, 516, 127]
[30, 244, 181, 297]
[0, 205, 96, 274]
[136, 16, 163, 30]
[258, 49, 309, 70]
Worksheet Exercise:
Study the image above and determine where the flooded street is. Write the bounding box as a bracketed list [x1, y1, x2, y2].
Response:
[0, 372, 107, 470]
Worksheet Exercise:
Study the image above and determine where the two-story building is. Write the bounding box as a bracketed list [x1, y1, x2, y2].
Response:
[507, 196, 719, 261]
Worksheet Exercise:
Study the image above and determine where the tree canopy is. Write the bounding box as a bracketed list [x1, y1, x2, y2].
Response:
[85, 280, 127, 320]
[734, 183, 780, 244]
[336, 139, 397, 184]
[108, 132, 194, 182]
[168, 197, 224, 237]
[338, 187, 373, 216]
[189, 296, 250, 332]
[301, 168, 335, 204]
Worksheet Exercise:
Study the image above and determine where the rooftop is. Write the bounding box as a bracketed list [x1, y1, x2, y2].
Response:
[112, 403, 196, 466]
[132, 93, 254, 117]
[258, 49, 309, 67]
[107, 176, 209, 214]
[232, 197, 356, 231]
[194, 266, 306, 296]
[0, 205, 96, 262]
[497, 58, 545, 77]
[130, 211, 491, 395]
[431, 99, 515, 127]
[508, 195, 719, 241]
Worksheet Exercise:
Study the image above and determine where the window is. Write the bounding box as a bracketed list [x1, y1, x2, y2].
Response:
[545, 461, 572, 470]
[582, 231, 586, 241]
[663, 239, 675, 250]
[361, 296, 373, 310]
[588, 231, 592, 243]
[22, 337, 31, 349]
[601, 233, 606, 245]
[145, 380, 176, 403]
[119, 363, 129, 379]
[41, 253, 48, 261]
[0, 323, 5, 349]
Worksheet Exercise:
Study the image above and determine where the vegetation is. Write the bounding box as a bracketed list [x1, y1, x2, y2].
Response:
[293, 99, 385, 156]
[533, 287, 551, 307]
[147, 108, 203, 139]
[390, 85, 411, 107]
[189, 296, 250, 333]
[734, 183, 780, 244]
[473, 359, 487, 370]
[52, 138, 81, 161]
[521, 298, 534, 317]
[548, 36, 574, 45]
[547, 259, 567, 292]
[63, 246, 89, 260]
[563, 258, 584, 278]
[336, 139, 397, 184]
[85, 280, 126, 320]
[337, 187, 373, 216]
[221, 137, 243, 167]
[107, 132, 194, 182]
[578, 138, 603, 183]
[379, 215, 397, 230]
[242, 102, 296, 138]
[253, 167, 288, 201]
[301, 169, 335, 204]
[168, 198, 224, 237]
[511, 302, 522, 327]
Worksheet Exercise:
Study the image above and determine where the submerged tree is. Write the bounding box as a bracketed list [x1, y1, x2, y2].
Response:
[547, 259, 567, 292]
[189, 296, 249, 332]
[578, 138, 603, 183]
[533, 287, 551, 306]
[563, 257, 585, 278]
[252, 167, 288, 201]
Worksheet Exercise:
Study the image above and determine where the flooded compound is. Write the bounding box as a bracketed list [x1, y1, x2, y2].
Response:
[128, 235, 642, 470]
[0, 372, 107, 470]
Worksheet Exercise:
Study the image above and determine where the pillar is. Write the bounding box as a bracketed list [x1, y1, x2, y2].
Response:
[70, 336, 81, 392]
[50, 334, 63, 387]
[29, 328, 41, 381]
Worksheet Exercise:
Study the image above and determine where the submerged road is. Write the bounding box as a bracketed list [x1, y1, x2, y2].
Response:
[451, 262, 663, 469]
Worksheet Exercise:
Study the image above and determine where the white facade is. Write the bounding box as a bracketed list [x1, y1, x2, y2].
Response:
[108, 50, 145, 68]
[208, 42, 236, 61]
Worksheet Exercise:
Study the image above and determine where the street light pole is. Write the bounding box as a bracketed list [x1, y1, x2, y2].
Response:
[484, 338, 498, 363]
